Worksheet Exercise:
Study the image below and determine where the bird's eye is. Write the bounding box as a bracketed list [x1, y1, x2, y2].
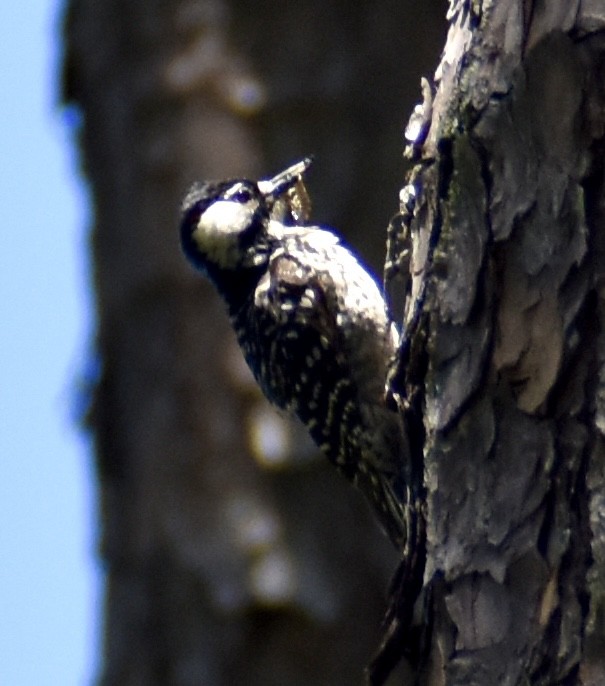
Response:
[232, 189, 252, 203]
[225, 184, 254, 203]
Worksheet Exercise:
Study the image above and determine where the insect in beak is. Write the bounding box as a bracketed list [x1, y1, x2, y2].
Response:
[258, 157, 314, 224]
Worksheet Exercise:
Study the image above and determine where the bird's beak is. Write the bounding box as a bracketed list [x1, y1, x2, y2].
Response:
[257, 157, 314, 199]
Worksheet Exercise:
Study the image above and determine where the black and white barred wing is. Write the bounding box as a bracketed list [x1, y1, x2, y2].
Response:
[252, 249, 352, 462]
[250, 244, 408, 547]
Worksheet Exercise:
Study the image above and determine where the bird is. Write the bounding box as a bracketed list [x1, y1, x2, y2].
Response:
[179, 158, 410, 548]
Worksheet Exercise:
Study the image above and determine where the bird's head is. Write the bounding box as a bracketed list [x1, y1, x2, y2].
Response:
[180, 157, 313, 275]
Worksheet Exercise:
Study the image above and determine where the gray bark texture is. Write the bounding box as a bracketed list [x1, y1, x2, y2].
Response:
[390, 1, 605, 684]
[61, 1, 442, 685]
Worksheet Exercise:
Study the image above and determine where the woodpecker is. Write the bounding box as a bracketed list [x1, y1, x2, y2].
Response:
[180, 158, 410, 548]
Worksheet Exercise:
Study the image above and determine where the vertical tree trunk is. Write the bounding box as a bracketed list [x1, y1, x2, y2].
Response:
[62, 1, 443, 684]
[390, 2, 605, 683]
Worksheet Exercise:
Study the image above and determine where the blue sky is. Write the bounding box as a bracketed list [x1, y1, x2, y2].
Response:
[0, 2, 99, 684]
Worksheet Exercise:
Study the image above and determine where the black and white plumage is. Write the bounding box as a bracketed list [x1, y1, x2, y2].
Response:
[180, 159, 410, 548]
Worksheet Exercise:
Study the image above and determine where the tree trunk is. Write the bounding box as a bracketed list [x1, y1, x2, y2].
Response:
[61, 1, 442, 684]
[390, 2, 605, 683]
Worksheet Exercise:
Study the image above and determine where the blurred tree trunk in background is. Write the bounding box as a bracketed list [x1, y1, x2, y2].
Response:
[62, 1, 443, 684]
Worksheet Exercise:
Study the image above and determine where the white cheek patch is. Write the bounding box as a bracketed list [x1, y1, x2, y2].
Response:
[193, 200, 256, 267]
[199, 200, 256, 235]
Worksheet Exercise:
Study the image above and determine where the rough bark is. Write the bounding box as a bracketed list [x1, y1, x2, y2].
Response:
[62, 1, 443, 684]
[391, 1, 605, 683]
